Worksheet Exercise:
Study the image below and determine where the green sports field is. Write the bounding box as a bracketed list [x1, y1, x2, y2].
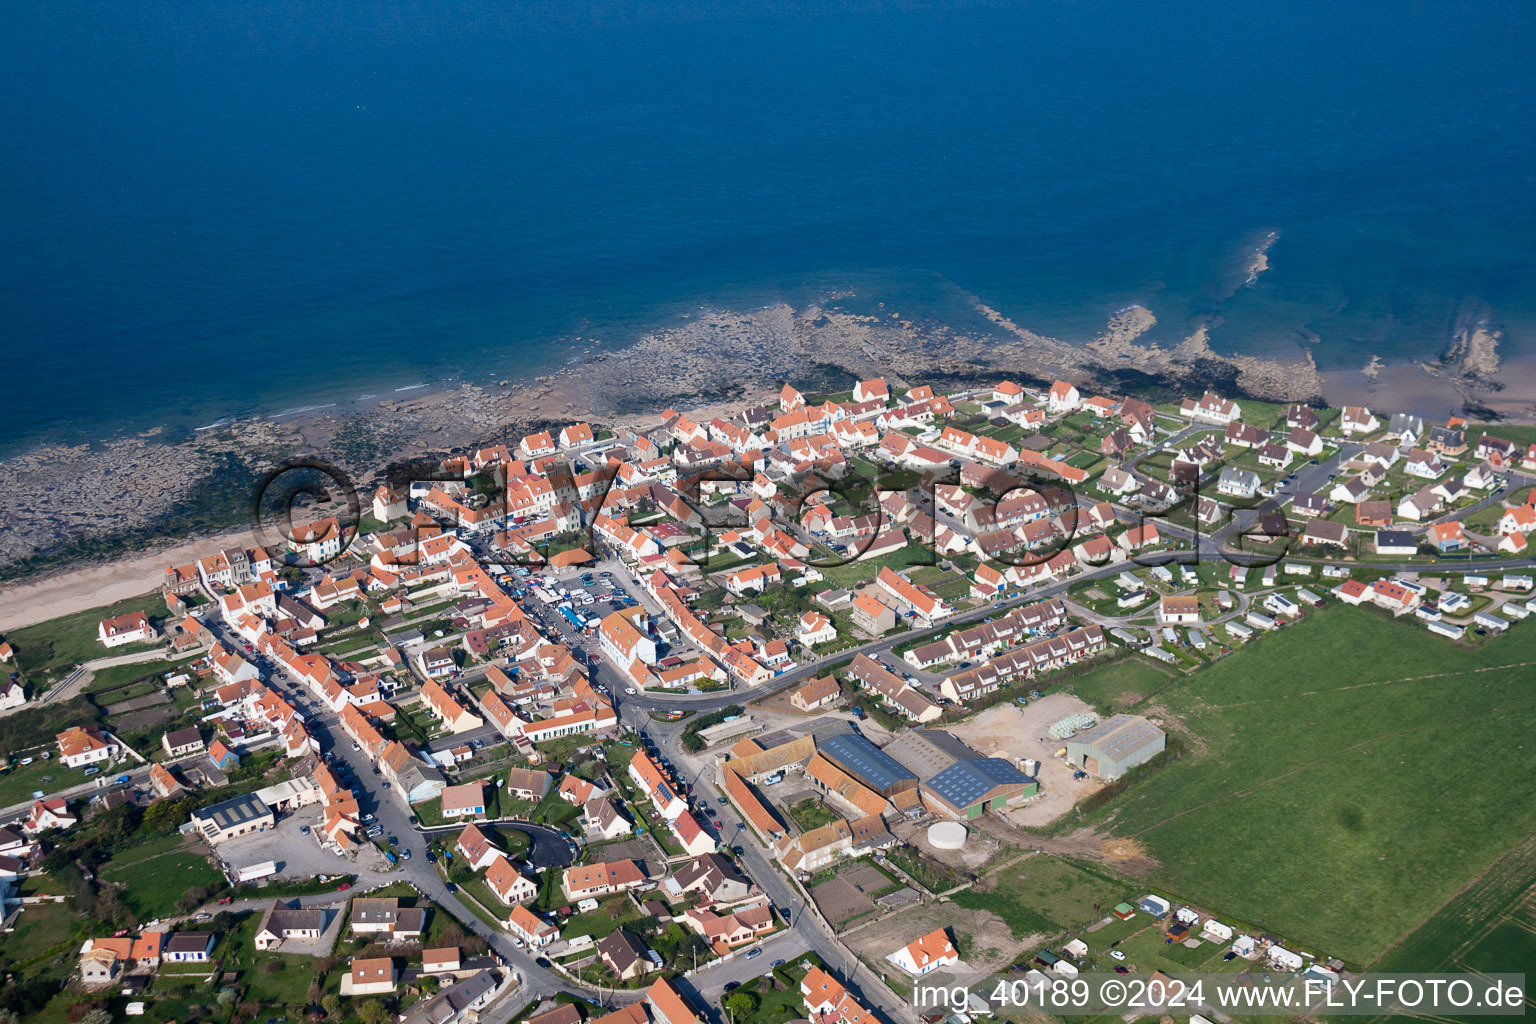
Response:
[1075, 602, 1536, 966]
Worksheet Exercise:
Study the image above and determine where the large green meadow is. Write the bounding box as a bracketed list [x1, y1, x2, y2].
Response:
[1072, 602, 1536, 966]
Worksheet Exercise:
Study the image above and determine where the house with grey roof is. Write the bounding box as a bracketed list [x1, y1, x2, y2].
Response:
[1216, 467, 1260, 499]
[254, 899, 325, 950]
[400, 967, 503, 1024]
[1387, 413, 1425, 445]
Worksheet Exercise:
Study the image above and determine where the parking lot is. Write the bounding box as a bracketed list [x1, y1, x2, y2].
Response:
[501, 565, 639, 654]
[212, 807, 397, 885]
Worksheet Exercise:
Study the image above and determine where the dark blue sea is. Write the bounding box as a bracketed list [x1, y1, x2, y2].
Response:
[3, 0, 1534, 455]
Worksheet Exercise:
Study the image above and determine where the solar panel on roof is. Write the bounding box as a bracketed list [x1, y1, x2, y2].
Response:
[925, 758, 1028, 808]
[202, 792, 269, 829]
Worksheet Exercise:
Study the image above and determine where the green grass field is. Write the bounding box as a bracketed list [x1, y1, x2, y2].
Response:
[223, 910, 332, 1005]
[10, 591, 164, 679]
[99, 833, 227, 918]
[0, 901, 79, 976]
[956, 854, 1127, 939]
[813, 545, 934, 589]
[0, 758, 72, 807]
[1345, 834, 1536, 1024]
[1076, 602, 1536, 966]
[1063, 656, 1181, 713]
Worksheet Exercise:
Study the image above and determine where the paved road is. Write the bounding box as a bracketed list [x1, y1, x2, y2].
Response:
[312, 713, 635, 1015]
[197, 593, 612, 1016]
[612, 694, 917, 1023]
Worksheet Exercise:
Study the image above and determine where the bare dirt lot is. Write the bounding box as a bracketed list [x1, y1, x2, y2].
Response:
[944, 695, 1108, 827]
[842, 899, 1033, 980]
[811, 858, 901, 926]
[811, 877, 872, 925]
[893, 818, 1001, 874]
[838, 859, 897, 896]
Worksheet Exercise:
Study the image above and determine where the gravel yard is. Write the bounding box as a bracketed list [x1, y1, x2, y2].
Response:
[944, 695, 1108, 826]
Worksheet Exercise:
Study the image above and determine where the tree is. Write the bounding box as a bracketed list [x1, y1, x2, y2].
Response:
[725, 991, 759, 1017]
[357, 999, 390, 1024]
[176, 886, 211, 913]
[89, 888, 135, 931]
[141, 797, 194, 835]
[321, 993, 341, 1016]
[77, 1009, 113, 1024]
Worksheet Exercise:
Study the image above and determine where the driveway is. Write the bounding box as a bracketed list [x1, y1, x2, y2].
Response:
[211, 802, 396, 885]
[419, 818, 576, 871]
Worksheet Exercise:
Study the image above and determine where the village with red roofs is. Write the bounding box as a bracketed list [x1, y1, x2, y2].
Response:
[2, 375, 1535, 1023]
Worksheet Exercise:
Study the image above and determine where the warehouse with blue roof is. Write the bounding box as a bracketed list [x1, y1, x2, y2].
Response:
[818, 732, 918, 798]
[919, 757, 1038, 819]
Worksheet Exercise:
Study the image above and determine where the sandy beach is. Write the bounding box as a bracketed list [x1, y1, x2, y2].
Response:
[0, 529, 271, 631]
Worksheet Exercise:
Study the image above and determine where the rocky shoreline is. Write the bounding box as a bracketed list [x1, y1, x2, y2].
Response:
[0, 295, 1517, 583]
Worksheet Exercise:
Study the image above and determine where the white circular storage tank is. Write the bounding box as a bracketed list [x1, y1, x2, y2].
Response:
[928, 822, 968, 850]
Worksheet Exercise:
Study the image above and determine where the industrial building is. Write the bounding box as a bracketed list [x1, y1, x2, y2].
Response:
[880, 729, 983, 779]
[920, 758, 1037, 819]
[189, 792, 275, 844]
[1064, 715, 1166, 781]
[816, 733, 918, 798]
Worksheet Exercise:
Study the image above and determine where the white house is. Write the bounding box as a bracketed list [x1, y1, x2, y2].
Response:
[1216, 467, 1260, 499]
[98, 611, 155, 648]
[162, 933, 216, 963]
[1180, 392, 1241, 425]
[852, 378, 890, 404]
[1099, 468, 1140, 497]
[349, 957, 397, 996]
[1339, 406, 1379, 436]
[1047, 380, 1081, 413]
[56, 726, 117, 769]
[797, 611, 838, 647]
[885, 928, 959, 976]
[507, 905, 558, 947]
